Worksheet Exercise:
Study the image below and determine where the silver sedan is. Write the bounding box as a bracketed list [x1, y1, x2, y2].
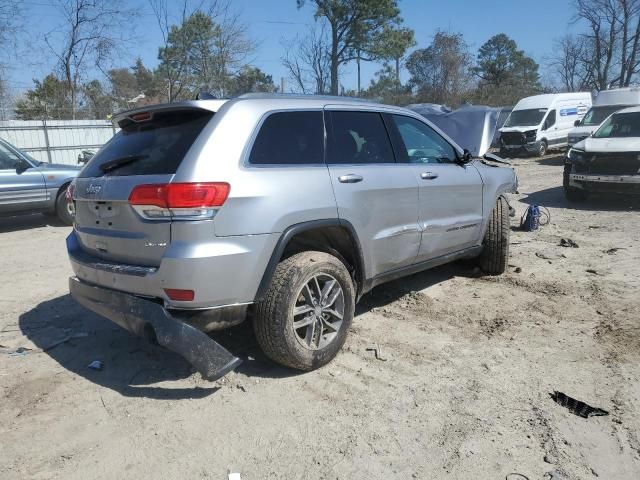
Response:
[0, 138, 80, 225]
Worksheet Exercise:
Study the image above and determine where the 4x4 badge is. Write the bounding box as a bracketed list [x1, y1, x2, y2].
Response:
[86, 184, 102, 195]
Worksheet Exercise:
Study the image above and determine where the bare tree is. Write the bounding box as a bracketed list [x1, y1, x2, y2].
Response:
[282, 25, 331, 94]
[575, 0, 619, 90]
[45, 0, 135, 119]
[573, 0, 640, 88]
[0, 0, 23, 53]
[550, 35, 594, 91]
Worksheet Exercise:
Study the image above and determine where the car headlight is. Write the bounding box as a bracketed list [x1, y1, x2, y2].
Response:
[568, 148, 585, 162]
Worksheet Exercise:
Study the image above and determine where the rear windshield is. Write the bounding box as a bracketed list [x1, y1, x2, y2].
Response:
[503, 108, 547, 127]
[79, 109, 213, 178]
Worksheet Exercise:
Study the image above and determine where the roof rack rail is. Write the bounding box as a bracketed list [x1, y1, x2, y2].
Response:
[235, 92, 371, 103]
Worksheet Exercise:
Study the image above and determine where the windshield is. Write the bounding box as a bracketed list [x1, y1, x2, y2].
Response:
[593, 111, 640, 138]
[0, 141, 39, 166]
[503, 108, 547, 127]
[580, 105, 629, 126]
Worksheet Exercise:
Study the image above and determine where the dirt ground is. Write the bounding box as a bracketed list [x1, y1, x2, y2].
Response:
[1, 155, 639, 480]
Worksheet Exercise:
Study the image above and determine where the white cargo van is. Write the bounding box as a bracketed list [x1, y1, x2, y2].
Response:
[499, 93, 591, 157]
[567, 86, 640, 147]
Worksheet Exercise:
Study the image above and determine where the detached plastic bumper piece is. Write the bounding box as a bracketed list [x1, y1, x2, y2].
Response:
[69, 277, 242, 381]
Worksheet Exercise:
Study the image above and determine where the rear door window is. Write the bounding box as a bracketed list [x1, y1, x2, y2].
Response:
[327, 111, 395, 164]
[80, 109, 213, 178]
[248, 111, 324, 165]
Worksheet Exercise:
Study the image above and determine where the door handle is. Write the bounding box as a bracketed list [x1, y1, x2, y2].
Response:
[338, 174, 363, 184]
[420, 172, 439, 180]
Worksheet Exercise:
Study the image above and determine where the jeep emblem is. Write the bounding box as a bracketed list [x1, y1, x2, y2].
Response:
[86, 184, 102, 195]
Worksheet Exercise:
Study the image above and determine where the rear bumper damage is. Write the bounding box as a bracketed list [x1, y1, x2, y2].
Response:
[69, 276, 242, 381]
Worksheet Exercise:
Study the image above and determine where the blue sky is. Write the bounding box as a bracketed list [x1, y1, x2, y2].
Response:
[7, 0, 577, 95]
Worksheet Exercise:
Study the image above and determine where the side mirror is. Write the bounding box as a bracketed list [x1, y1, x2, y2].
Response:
[15, 159, 30, 174]
[460, 149, 473, 164]
[574, 119, 581, 127]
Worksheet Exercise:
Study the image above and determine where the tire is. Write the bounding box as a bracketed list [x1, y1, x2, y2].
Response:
[537, 140, 548, 157]
[563, 163, 588, 202]
[254, 251, 355, 371]
[55, 186, 74, 226]
[478, 197, 510, 275]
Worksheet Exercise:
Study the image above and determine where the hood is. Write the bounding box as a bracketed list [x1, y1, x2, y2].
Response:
[568, 125, 595, 136]
[574, 136, 640, 152]
[38, 162, 82, 170]
[499, 126, 537, 134]
[412, 105, 502, 156]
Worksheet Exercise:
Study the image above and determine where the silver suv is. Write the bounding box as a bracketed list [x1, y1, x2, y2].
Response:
[68, 94, 517, 380]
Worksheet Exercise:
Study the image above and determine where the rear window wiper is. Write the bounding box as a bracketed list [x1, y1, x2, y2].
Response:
[99, 154, 149, 173]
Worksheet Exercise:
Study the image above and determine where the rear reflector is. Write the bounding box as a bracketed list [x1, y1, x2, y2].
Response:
[164, 288, 195, 301]
[129, 182, 230, 208]
[66, 183, 75, 201]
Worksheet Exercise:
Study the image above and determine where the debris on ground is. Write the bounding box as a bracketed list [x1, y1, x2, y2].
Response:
[544, 453, 558, 464]
[559, 238, 579, 248]
[514, 267, 522, 273]
[544, 470, 568, 480]
[586, 269, 599, 275]
[536, 251, 566, 260]
[506, 474, 530, 480]
[228, 472, 241, 480]
[550, 391, 609, 418]
[88, 360, 104, 371]
[604, 248, 623, 255]
[366, 344, 388, 361]
[8, 347, 31, 357]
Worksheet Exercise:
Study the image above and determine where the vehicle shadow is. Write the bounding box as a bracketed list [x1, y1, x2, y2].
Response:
[535, 154, 566, 166]
[20, 263, 476, 392]
[520, 186, 640, 212]
[356, 261, 475, 315]
[19, 295, 220, 399]
[0, 214, 68, 234]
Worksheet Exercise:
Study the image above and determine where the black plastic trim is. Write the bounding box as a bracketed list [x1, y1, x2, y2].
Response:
[362, 245, 483, 293]
[254, 219, 366, 301]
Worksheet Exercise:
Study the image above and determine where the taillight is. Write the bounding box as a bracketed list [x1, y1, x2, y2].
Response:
[66, 183, 75, 201]
[129, 182, 230, 220]
[164, 288, 195, 301]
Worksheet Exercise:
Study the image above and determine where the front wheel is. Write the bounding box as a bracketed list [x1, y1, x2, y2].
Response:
[563, 164, 588, 202]
[537, 140, 548, 157]
[254, 251, 355, 371]
[478, 197, 510, 275]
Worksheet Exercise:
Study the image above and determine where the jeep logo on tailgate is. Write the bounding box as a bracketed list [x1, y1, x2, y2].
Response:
[86, 184, 102, 195]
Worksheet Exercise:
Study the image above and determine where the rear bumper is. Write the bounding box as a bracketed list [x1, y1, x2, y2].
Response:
[570, 173, 640, 194]
[69, 276, 242, 380]
[66, 229, 278, 309]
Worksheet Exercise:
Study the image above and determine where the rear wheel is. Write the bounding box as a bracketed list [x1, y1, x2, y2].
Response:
[254, 251, 355, 371]
[54, 186, 74, 225]
[478, 197, 510, 275]
[563, 163, 588, 202]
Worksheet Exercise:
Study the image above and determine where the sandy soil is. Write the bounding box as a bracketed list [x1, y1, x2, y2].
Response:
[1, 155, 639, 480]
